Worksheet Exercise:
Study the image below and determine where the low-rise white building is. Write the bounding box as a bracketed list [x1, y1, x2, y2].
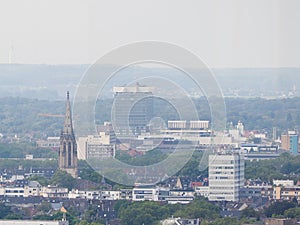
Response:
[165, 190, 194, 204]
[1, 186, 25, 197]
[36, 136, 60, 149]
[77, 135, 115, 160]
[132, 184, 158, 201]
[132, 184, 194, 204]
[0, 180, 42, 197]
[161, 218, 200, 225]
[273, 179, 294, 187]
[101, 190, 121, 200]
[41, 185, 68, 198]
[195, 186, 209, 198]
[120, 189, 133, 200]
[68, 189, 102, 199]
[24, 180, 42, 197]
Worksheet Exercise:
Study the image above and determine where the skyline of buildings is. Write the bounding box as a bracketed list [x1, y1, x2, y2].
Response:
[25, 87, 300, 203]
[0, 90, 299, 224]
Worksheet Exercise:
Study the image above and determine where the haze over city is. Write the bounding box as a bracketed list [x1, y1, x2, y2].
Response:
[0, 1, 300, 225]
[0, 0, 299, 68]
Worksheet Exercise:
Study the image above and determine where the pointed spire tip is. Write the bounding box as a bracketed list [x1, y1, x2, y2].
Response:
[67, 91, 69, 100]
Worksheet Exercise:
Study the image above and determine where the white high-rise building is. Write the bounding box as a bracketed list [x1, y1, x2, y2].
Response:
[208, 153, 244, 202]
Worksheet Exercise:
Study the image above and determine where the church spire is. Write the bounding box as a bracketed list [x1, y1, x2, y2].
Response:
[58, 91, 78, 178]
[63, 91, 74, 135]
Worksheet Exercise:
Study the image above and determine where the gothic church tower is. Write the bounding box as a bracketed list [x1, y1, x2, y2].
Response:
[58, 91, 78, 178]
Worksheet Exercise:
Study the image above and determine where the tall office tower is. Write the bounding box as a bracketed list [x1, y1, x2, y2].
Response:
[208, 153, 244, 202]
[288, 131, 299, 155]
[112, 84, 153, 137]
[281, 131, 299, 155]
[58, 92, 78, 178]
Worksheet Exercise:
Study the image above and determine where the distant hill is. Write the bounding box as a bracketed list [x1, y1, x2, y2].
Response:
[0, 64, 86, 100]
[214, 67, 300, 98]
[0, 64, 300, 99]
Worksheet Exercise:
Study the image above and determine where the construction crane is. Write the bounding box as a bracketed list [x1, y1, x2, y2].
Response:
[38, 113, 79, 119]
[37, 113, 64, 118]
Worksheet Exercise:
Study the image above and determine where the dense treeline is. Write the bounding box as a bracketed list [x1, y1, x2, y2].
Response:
[116, 149, 168, 166]
[115, 197, 258, 225]
[115, 197, 220, 225]
[28, 160, 104, 190]
[114, 196, 300, 225]
[245, 152, 300, 182]
[0, 157, 57, 170]
[1, 97, 300, 137]
[245, 158, 285, 182]
[225, 97, 300, 133]
[0, 97, 64, 137]
[0, 143, 57, 158]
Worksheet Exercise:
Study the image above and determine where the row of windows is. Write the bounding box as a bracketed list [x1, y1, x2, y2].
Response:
[211, 166, 235, 169]
[5, 190, 24, 193]
[134, 190, 154, 194]
[281, 191, 299, 195]
[209, 186, 235, 190]
[214, 171, 234, 174]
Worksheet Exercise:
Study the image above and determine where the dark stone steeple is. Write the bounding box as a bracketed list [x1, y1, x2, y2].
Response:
[58, 91, 78, 178]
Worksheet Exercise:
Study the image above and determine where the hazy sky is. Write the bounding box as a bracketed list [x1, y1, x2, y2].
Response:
[0, 0, 299, 67]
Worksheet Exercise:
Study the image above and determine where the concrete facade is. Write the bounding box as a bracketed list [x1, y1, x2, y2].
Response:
[208, 153, 244, 202]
